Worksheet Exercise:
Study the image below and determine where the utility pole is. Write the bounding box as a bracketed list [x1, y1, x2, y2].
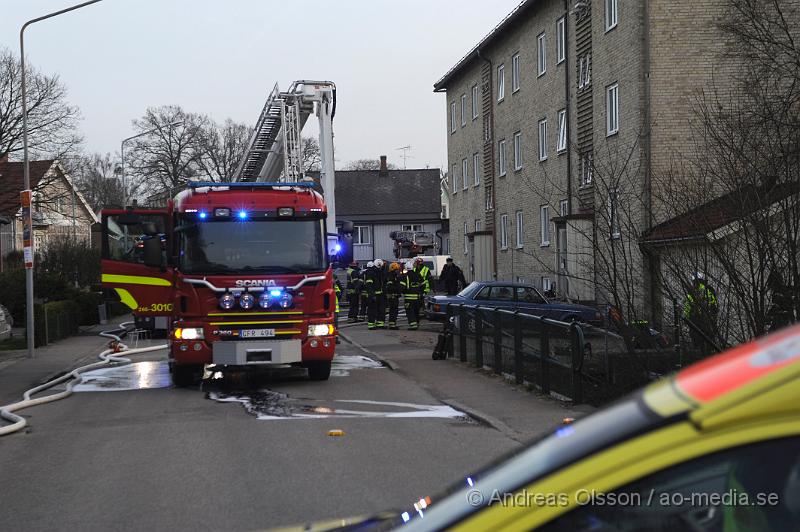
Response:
[20, 0, 105, 359]
[395, 145, 412, 170]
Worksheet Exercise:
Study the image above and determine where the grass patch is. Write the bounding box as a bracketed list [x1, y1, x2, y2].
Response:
[0, 337, 27, 351]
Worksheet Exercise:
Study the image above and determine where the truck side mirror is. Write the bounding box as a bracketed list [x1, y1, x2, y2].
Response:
[143, 238, 163, 268]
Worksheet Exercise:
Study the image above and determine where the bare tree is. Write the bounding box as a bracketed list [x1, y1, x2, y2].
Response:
[126, 106, 206, 205]
[0, 47, 82, 160]
[302, 136, 321, 174]
[344, 158, 398, 171]
[196, 118, 250, 182]
[72, 153, 126, 210]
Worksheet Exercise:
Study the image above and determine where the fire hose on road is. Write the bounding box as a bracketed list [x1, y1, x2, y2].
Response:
[0, 322, 167, 437]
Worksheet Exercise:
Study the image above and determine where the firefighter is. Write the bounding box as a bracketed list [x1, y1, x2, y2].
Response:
[440, 257, 467, 296]
[358, 262, 372, 322]
[364, 260, 385, 330]
[413, 256, 433, 319]
[374, 258, 387, 328]
[334, 279, 342, 343]
[683, 272, 719, 354]
[401, 260, 422, 330]
[386, 262, 402, 330]
[345, 261, 361, 323]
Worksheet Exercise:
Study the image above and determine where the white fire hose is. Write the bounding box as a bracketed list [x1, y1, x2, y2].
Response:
[0, 322, 167, 437]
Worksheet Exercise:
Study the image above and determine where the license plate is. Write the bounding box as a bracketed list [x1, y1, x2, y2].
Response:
[240, 329, 275, 338]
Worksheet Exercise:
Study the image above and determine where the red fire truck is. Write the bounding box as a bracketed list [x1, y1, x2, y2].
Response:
[101, 81, 350, 385]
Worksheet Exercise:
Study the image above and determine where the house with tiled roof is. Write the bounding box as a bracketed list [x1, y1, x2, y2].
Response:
[0, 154, 98, 267]
[310, 156, 446, 263]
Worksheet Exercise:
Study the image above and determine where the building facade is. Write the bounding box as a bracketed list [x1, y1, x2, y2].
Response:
[434, 0, 737, 319]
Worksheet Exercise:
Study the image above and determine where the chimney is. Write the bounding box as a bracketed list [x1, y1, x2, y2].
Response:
[379, 155, 388, 176]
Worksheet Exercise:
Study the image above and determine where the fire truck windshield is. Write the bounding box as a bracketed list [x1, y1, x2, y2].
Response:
[178, 218, 327, 274]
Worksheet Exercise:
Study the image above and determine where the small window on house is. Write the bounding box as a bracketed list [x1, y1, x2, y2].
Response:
[560, 199, 569, 217]
[471, 84, 479, 119]
[354, 225, 371, 245]
[541, 276, 552, 292]
[462, 158, 469, 190]
[607, 82, 619, 136]
[540, 205, 550, 246]
[500, 214, 509, 249]
[537, 33, 547, 76]
[473, 153, 480, 186]
[450, 101, 456, 133]
[608, 189, 621, 239]
[475, 219, 481, 232]
[402, 224, 423, 232]
[557, 109, 567, 153]
[578, 53, 592, 89]
[513, 131, 523, 170]
[556, 17, 566, 64]
[452, 163, 458, 193]
[512, 53, 521, 92]
[461, 94, 467, 127]
[580, 153, 594, 186]
[497, 64, 505, 101]
[605, 0, 618, 31]
[538, 119, 548, 161]
[515, 210, 524, 248]
[498, 139, 507, 176]
[464, 222, 469, 254]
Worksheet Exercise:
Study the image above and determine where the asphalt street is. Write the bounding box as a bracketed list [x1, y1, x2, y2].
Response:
[0, 310, 589, 532]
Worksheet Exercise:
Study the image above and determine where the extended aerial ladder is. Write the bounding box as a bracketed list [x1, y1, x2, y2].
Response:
[233, 80, 340, 256]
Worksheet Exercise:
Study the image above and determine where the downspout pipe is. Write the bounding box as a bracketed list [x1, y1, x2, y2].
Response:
[477, 47, 498, 280]
[564, 0, 573, 215]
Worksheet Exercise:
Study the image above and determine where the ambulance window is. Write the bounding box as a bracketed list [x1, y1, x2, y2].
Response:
[538, 436, 800, 531]
[104, 214, 166, 264]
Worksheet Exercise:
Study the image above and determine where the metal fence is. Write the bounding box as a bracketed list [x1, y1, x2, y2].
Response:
[445, 304, 587, 403]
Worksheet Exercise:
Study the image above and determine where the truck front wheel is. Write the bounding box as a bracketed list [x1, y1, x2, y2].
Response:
[170, 363, 202, 387]
[304, 360, 332, 381]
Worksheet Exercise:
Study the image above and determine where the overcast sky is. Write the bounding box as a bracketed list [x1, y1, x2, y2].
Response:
[2, 0, 521, 170]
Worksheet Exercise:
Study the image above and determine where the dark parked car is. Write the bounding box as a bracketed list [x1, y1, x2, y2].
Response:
[425, 281, 603, 325]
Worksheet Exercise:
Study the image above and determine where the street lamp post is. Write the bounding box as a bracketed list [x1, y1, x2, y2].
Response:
[120, 121, 183, 206]
[20, 0, 104, 359]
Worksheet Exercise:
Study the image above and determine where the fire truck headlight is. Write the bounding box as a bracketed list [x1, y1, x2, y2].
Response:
[175, 327, 204, 340]
[258, 292, 272, 309]
[308, 324, 335, 336]
[219, 293, 236, 310]
[278, 293, 293, 309]
[239, 292, 256, 309]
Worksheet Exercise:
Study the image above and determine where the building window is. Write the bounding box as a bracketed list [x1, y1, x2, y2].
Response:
[578, 53, 592, 89]
[557, 109, 567, 153]
[471, 83, 479, 119]
[475, 219, 481, 232]
[580, 152, 593, 186]
[500, 214, 509, 249]
[608, 189, 621, 239]
[497, 64, 505, 101]
[512, 53, 521, 92]
[473, 153, 480, 186]
[450, 101, 456, 133]
[540, 205, 550, 246]
[515, 210, 524, 248]
[605, 0, 618, 31]
[402, 224, 423, 232]
[486, 192, 493, 212]
[560, 199, 569, 216]
[538, 119, 548, 161]
[607, 82, 619, 136]
[461, 94, 467, 127]
[452, 163, 458, 193]
[464, 222, 469, 254]
[498, 139, 507, 176]
[462, 158, 469, 190]
[537, 32, 547, 76]
[556, 17, 566, 64]
[541, 276, 552, 292]
[354, 225, 371, 245]
[513, 131, 523, 171]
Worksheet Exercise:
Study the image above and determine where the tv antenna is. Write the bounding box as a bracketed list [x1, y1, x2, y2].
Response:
[395, 145, 412, 169]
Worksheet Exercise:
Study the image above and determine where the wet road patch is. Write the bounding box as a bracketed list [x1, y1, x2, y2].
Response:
[207, 390, 471, 421]
[73, 361, 171, 392]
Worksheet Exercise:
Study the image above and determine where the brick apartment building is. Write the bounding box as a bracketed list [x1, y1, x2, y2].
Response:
[434, 0, 741, 320]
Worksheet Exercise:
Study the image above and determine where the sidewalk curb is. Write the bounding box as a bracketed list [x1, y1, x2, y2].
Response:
[441, 398, 525, 444]
[338, 331, 400, 370]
